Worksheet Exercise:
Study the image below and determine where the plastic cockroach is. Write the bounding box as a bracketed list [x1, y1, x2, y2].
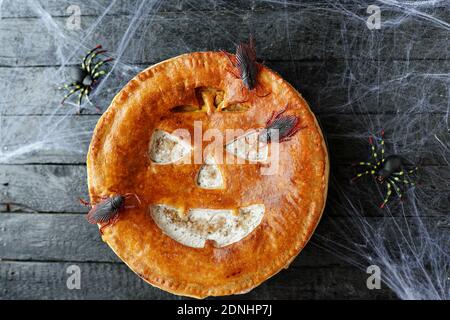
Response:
[259, 106, 306, 143]
[234, 35, 258, 90]
[80, 193, 141, 234]
[222, 36, 270, 100]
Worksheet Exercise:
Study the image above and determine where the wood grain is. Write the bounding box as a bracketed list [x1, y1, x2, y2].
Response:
[1, 59, 448, 116]
[1, 9, 448, 67]
[0, 164, 87, 212]
[0, 212, 352, 265]
[0, 163, 448, 214]
[0, 0, 304, 18]
[1, 212, 446, 264]
[1, 113, 448, 165]
[0, 0, 447, 300]
[0, 261, 395, 299]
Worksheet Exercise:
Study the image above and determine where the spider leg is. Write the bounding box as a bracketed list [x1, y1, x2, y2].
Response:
[351, 169, 375, 183]
[93, 70, 106, 80]
[379, 129, 385, 163]
[392, 167, 418, 178]
[352, 161, 377, 169]
[82, 45, 103, 70]
[90, 58, 113, 76]
[75, 88, 89, 113]
[388, 178, 404, 200]
[390, 174, 416, 186]
[77, 87, 87, 106]
[58, 82, 79, 90]
[85, 49, 107, 72]
[61, 86, 82, 104]
[368, 135, 380, 164]
[379, 181, 393, 208]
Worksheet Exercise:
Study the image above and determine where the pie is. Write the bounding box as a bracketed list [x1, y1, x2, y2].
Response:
[87, 51, 329, 298]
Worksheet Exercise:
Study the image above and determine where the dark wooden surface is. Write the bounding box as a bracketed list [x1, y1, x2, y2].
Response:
[0, 0, 448, 299]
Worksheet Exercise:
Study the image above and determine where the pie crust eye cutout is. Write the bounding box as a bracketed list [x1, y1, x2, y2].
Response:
[225, 130, 268, 162]
[170, 86, 249, 113]
[149, 129, 191, 164]
[150, 204, 265, 248]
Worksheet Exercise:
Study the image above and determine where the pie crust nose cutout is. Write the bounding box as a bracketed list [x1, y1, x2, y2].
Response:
[149, 129, 191, 164]
[197, 155, 224, 189]
[150, 204, 265, 248]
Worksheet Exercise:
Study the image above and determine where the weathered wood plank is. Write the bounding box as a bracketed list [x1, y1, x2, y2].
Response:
[2, 0, 449, 19]
[0, 9, 448, 67]
[1, 59, 448, 116]
[0, 260, 180, 299]
[322, 113, 450, 167]
[1, 113, 448, 165]
[0, 213, 119, 263]
[0, 0, 205, 18]
[0, 115, 97, 164]
[0, 0, 446, 302]
[0, 164, 88, 212]
[0, 212, 349, 266]
[0, 0, 323, 18]
[0, 260, 395, 299]
[0, 65, 128, 116]
[268, 59, 450, 116]
[329, 165, 450, 216]
[0, 213, 446, 268]
[0, 163, 448, 214]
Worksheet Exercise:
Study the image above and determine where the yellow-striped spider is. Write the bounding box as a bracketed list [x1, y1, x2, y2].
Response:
[59, 45, 112, 113]
[351, 130, 417, 208]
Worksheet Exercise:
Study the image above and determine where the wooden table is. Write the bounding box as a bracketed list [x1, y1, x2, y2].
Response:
[0, 0, 448, 299]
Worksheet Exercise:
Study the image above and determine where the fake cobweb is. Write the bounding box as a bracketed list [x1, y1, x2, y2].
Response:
[0, 0, 448, 299]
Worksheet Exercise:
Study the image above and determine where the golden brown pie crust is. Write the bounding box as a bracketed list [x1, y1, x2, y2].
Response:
[87, 51, 329, 298]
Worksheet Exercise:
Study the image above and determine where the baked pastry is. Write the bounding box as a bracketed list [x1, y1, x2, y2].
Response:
[87, 51, 329, 298]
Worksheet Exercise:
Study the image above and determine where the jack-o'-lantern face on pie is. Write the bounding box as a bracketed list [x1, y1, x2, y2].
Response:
[87, 52, 329, 299]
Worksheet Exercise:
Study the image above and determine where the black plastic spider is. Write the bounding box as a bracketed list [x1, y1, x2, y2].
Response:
[59, 45, 112, 112]
[351, 130, 418, 208]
